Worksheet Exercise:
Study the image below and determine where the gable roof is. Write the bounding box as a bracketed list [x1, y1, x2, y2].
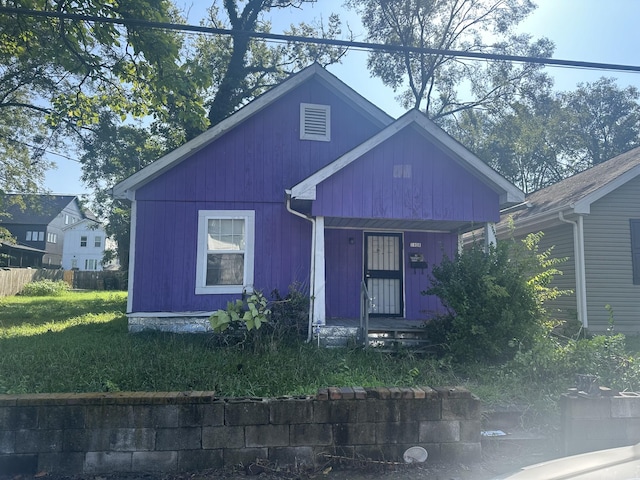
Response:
[289, 109, 524, 207]
[112, 64, 394, 200]
[62, 216, 100, 231]
[500, 146, 640, 231]
[0, 194, 78, 225]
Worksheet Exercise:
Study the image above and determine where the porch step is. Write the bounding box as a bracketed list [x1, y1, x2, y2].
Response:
[367, 327, 433, 352]
[316, 323, 435, 351]
[316, 325, 360, 348]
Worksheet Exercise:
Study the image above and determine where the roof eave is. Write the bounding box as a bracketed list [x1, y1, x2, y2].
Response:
[291, 110, 524, 205]
[112, 64, 393, 199]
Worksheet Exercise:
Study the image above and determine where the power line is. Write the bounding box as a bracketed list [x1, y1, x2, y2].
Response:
[5, 136, 80, 162]
[1, 6, 640, 74]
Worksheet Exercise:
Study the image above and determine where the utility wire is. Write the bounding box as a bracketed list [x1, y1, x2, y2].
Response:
[1, 6, 640, 74]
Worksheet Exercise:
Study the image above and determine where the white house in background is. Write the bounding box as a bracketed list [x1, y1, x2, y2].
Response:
[61, 218, 117, 271]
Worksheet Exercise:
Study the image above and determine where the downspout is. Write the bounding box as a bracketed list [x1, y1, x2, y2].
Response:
[559, 211, 588, 329]
[285, 195, 316, 342]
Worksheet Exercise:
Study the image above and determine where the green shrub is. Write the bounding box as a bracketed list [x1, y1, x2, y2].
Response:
[208, 285, 310, 352]
[20, 280, 70, 297]
[270, 283, 310, 340]
[423, 233, 567, 363]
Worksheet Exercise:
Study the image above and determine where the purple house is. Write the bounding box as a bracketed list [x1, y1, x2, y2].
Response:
[113, 64, 523, 337]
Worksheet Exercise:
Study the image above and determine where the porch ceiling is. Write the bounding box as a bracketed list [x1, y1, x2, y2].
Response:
[324, 216, 475, 232]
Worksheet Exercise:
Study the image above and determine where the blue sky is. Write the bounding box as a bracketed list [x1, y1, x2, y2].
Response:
[44, 0, 640, 195]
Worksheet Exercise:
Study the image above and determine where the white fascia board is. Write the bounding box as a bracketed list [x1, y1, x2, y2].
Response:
[291, 110, 524, 205]
[319, 68, 394, 128]
[412, 114, 524, 205]
[572, 163, 640, 214]
[113, 65, 322, 199]
[113, 65, 393, 200]
[290, 115, 411, 199]
[62, 218, 97, 231]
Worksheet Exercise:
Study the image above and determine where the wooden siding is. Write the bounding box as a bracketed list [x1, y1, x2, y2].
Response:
[131, 77, 386, 313]
[324, 228, 456, 321]
[311, 127, 500, 223]
[136, 80, 383, 204]
[129, 75, 504, 319]
[583, 176, 640, 333]
[403, 231, 457, 320]
[131, 200, 311, 313]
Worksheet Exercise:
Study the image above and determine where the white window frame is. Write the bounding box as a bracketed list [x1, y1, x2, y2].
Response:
[94, 236, 102, 248]
[195, 210, 255, 295]
[37, 231, 44, 241]
[80, 236, 87, 247]
[300, 103, 331, 142]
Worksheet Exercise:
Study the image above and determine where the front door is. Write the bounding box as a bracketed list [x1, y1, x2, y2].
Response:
[364, 233, 403, 317]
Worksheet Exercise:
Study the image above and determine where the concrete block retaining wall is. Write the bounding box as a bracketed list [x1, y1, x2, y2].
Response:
[561, 391, 640, 455]
[0, 386, 481, 476]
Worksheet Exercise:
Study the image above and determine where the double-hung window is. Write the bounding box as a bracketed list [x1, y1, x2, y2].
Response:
[195, 210, 255, 294]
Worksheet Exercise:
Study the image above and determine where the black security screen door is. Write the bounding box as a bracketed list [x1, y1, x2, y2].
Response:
[364, 233, 403, 317]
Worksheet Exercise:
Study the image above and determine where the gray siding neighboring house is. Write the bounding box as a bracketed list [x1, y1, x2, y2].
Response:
[495, 147, 640, 334]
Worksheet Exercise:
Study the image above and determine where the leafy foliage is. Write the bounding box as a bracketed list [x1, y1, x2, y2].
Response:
[561, 77, 640, 170]
[19, 280, 70, 297]
[450, 77, 640, 193]
[197, 1, 348, 125]
[423, 233, 566, 363]
[508, 328, 640, 395]
[270, 283, 310, 340]
[78, 112, 166, 268]
[209, 286, 310, 352]
[209, 291, 272, 333]
[346, 0, 552, 121]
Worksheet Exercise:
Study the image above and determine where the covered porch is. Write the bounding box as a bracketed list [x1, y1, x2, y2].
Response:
[286, 109, 523, 347]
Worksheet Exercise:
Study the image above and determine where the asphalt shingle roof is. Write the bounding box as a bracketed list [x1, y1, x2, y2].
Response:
[0, 194, 77, 225]
[507, 146, 640, 223]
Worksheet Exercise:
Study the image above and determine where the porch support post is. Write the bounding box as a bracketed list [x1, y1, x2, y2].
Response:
[484, 222, 496, 252]
[312, 216, 326, 326]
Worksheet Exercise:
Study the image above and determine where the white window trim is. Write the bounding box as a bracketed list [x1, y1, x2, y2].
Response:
[300, 103, 331, 142]
[195, 210, 255, 295]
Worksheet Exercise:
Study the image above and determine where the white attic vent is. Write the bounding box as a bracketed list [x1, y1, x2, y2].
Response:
[300, 103, 331, 141]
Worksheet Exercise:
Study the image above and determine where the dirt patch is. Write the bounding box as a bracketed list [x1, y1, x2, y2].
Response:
[1, 446, 559, 480]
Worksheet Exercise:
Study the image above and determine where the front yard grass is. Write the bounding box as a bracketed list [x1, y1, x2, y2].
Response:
[0, 290, 597, 428]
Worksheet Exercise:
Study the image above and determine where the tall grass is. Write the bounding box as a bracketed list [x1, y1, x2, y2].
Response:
[0, 291, 461, 396]
[4, 290, 632, 431]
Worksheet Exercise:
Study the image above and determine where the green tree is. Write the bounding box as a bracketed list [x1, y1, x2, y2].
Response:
[78, 113, 165, 268]
[200, 1, 347, 125]
[345, 0, 553, 121]
[451, 93, 569, 193]
[449, 77, 640, 194]
[0, 0, 209, 146]
[0, 102, 54, 195]
[75, 0, 347, 265]
[561, 77, 640, 171]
